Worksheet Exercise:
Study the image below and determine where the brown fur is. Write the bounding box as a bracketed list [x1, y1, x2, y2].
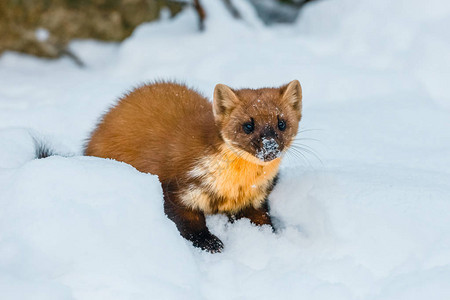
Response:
[85, 80, 302, 252]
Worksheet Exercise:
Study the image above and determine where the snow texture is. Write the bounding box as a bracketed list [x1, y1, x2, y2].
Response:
[1, 0, 450, 299]
[256, 137, 280, 161]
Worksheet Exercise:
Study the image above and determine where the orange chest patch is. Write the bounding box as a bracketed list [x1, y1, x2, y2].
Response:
[186, 145, 280, 213]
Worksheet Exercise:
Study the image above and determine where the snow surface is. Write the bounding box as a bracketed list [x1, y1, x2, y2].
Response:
[1, 0, 450, 299]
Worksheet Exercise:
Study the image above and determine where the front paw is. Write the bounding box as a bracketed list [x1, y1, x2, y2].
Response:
[190, 230, 224, 253]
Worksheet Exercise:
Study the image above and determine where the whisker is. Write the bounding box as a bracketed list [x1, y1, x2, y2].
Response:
[290, 143, 318, 153]
[297, 128, 323, 134]
[284, 148, 311, 167]
[292, 137, 321, 143]
[289, 145, 323, 165]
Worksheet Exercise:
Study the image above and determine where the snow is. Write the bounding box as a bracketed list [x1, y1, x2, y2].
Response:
[256, 137, 280, 161]
[35, 28, 50, 42]
[1, 0, 450, 299]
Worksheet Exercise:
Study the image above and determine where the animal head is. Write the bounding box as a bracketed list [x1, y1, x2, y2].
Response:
[213, 80, 302, 164]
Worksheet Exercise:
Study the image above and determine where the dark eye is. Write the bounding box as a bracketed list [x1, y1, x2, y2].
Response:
[243, 120, 254, 134]
[278, 120, 286, 131]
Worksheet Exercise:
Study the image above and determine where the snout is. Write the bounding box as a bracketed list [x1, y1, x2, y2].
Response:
[256, 137, 281, 162]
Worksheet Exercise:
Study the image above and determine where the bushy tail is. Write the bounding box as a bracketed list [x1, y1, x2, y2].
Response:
[33, 137, 55, 159]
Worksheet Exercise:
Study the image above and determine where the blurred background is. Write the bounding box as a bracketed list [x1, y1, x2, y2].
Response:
[0, 0, 315, 64]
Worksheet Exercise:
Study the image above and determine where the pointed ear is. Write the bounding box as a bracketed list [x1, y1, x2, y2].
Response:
[281, 80, 302, 114]
[213, 84, 240, 123]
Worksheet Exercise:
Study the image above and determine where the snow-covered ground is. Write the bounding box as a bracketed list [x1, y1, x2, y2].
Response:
[1, 0, 450, 299]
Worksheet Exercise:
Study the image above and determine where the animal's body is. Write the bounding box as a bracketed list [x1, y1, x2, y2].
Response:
[85, 80, 302, 252]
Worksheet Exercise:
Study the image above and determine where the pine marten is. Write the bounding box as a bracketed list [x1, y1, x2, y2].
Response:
[84, 80, 302, 252]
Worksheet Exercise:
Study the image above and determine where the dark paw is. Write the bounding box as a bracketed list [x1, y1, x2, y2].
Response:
[190, 230, 224, 253]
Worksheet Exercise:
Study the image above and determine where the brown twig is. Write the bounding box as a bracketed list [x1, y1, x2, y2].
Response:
[192, 0, 206, 31]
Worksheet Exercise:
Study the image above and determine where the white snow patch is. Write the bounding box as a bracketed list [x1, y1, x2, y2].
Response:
[256, 137, 280, 161]
[35, 28, 50, 42]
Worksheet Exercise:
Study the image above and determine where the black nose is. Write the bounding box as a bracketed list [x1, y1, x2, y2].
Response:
[260, 125, 277, 140]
